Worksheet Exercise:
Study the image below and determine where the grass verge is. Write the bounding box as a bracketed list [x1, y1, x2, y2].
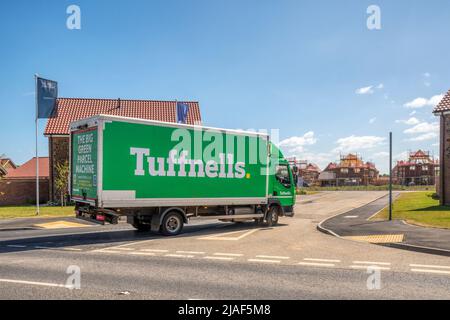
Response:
[0, 206, 75, 219]
[372, 192, 450, 229]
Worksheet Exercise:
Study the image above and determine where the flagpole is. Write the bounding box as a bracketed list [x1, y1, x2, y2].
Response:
[35, 74, 39, 216]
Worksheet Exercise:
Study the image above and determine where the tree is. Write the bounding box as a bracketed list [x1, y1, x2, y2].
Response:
[55, 160, 69, 206]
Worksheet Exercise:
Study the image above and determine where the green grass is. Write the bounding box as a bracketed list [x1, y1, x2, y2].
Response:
[0, 206, 75, 219]
[372, 192, 450, 229]
[306, 185, 436, 192]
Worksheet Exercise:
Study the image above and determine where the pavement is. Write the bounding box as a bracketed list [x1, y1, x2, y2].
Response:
[318, 193, 450, 256]
[0, 191, 449, 299]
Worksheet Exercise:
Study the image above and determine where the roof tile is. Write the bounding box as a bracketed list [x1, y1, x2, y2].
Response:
[44, 98, 202, 135]
[433, 90, 450, 113]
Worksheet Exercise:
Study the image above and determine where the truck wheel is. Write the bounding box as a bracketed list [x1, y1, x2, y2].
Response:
[160, 211, 184, 236]
[266, 206, 279, 227]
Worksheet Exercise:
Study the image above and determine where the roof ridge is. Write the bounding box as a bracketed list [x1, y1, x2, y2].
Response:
[57, 97, 199, 104]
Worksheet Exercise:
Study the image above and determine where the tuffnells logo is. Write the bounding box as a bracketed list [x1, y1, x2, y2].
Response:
[130, 147, 246, 179]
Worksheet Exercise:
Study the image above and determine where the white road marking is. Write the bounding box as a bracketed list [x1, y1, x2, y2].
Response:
[165, 254, 194, 258]
[298, 262, 335, 268]
[344, 216, 358, 219]
[198, 229, 259, 241]
[93, 250, 124, 254]
[409, 264, 450, 270]
[255, 255, 290, 260]
[411, 269, 450, 275]
[350, 265, 391, 270]
[33, 246, 52, 249]
[114, 247, 135, 251]
[213, 253, 244, 257]
[248, 259, 281, 264]
[140, 249, 169, 253]
[0, 278, 68, 288]
[128, 251, 156, 256]
[304, 258, 341, 263]
[176, 251, 205, 255]
[62, 248, 82, 251]
[204, 256, 234, 261]
[6, 245, 27, 248]
[353, 261, 391, 266]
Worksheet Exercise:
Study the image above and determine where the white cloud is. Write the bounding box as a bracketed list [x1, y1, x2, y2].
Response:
[404, 94, 444, 108]
[409, 110, 417, 116]
[369, 117, 377, 124]
[355, 83, 384, 95]
[356, 86, 374, 95]
[395, 117, 420, 125]
[424, 72, 431, 78]
[407, 132, 438, 141]
[372, 151, 389, 158]
[403, 121, 439, 135]
[333, 135, 386, 153]
[279, 131, 317, 155]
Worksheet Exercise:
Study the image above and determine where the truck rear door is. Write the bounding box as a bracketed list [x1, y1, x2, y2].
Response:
[70, 127, 98, 205]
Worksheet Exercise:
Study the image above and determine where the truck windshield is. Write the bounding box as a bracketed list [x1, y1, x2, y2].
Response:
[276, 165, 291, 185]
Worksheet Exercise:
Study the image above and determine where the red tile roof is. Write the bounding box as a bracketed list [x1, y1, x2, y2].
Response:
[5, 157, 49, 179]
[44, 98, 202, 136]
[433, 90, 450, 113]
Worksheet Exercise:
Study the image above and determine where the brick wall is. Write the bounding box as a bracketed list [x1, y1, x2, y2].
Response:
[0, 179, 49, 206]
[440, 114, 450, 205]
[49, 136, 70, 202]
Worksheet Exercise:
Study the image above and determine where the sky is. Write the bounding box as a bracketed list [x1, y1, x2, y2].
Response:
[1, 0, 450, 174]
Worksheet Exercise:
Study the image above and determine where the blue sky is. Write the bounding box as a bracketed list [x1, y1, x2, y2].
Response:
[1, 0, 449, 173]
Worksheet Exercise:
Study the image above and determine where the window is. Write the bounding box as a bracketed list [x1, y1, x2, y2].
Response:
[276, 165, 291, 186]
[410, 166, 416, 171]
[422, 166, 428, 171]
[341, 168, 348, 174]
[354, 168, 361, 173]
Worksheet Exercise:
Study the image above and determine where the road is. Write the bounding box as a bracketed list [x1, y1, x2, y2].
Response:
[0, 191, 449, 299]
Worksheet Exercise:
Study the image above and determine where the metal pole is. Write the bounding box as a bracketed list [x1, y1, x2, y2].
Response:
[35, 74, 40, 216]
[389, 132, 393, 221]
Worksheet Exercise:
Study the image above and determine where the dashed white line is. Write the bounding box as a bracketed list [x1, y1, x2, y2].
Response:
[213, 253, 243, 257]
[409, 264, 450, 270]
[33, 246, 52, 249]
[165, 254, 194, 258]
[255, 255, 290, 260]
[304, 258, 341, 263]
[128, 251, 156, 256]
[411, 269, 450, 275]
[248, 259, 281, 264]
[6, 245, 27, 248]
[62, 248, 82, 251]
[298, 262, 335, 268]
[353, 261, 391, 266]
[176, 251, 205, 255]
[140, 249, 169, 253]
[0, 278, 68, 288]
[204, 256, 234, 261]
[114, 247, 135, 251]
[350, 265, 391, 271]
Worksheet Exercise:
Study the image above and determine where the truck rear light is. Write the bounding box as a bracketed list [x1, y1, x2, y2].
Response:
[96, 215, 105, 221]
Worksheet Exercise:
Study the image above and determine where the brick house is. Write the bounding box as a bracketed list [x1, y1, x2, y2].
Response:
[433, 89, 450, 205]
[0, 157, 17, 178]
[44, 98, 202, 202]
[318, 153, 379, 187]
[392, 150, 439, 186]
[0, 157, 49, 205]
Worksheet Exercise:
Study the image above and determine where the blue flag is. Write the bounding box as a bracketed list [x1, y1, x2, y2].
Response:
[37, 77, 58, 119]
[176, 102, 189, 124]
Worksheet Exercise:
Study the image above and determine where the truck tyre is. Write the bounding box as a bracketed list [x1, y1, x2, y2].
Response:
[266, 206, 279, 227]
[132, 222, 151, 232]
[160, 211, 184, 236]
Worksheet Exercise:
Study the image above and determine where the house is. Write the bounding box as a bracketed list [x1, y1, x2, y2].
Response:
[319, 153, 379, 187]
[0, 157, 17, 178]
[392, 150, 439, 186]
[44, 98, 202, 202]
[0, 157, 49, 205]
[433, 89, 450, 205]
[287, 158, 321, 187]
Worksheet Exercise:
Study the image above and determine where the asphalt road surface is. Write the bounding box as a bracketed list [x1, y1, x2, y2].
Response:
[1, 191, 449, 300]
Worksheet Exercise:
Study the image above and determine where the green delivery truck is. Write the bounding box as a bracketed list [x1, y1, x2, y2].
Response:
[70, 114, 295, 236]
